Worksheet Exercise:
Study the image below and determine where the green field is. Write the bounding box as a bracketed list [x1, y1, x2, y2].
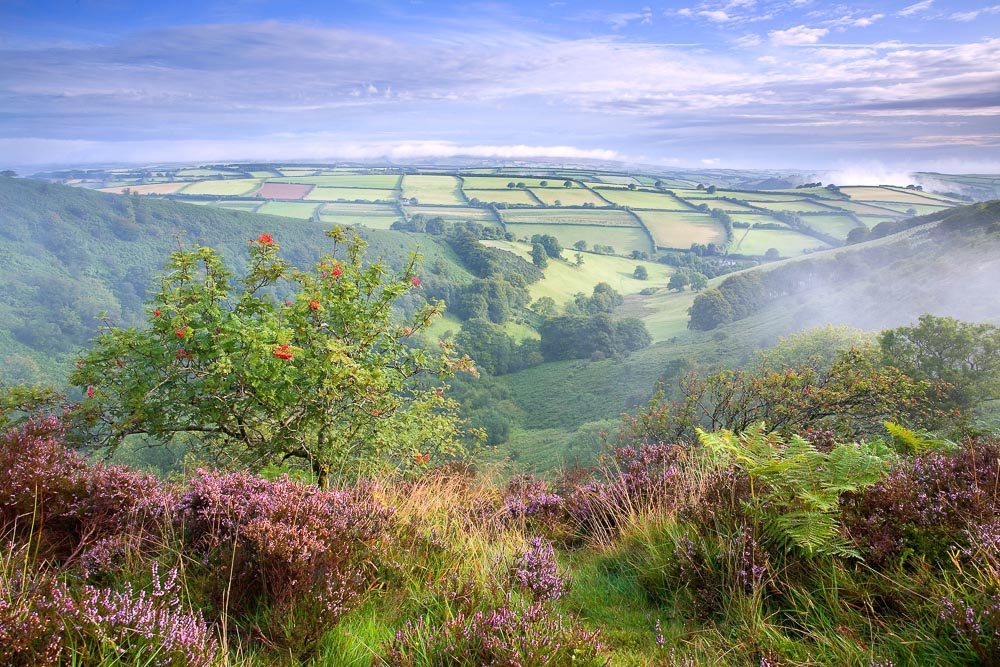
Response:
[277, 168, 322, 176]
[504, 223, 653, 256]
[871, 202, 950, 216]
[179, 179, 262, 196]
[801, 214, 863, 238]
[463, 189, 538, 206]
[211, 201, 262, 212]
[594, 188, 691, 209]
[481, 240, 673, 303]
[256, 201, 320, 219]
[461, 176, 563, 189]
[636, 210, 727, 248]
[100, 182, 189, 195]
[304, 187, 397, 202]
[744, 199, 839, 213]
[842, 186, 947, 204]
[704, 200, 762, 212]
[175, 168, 242, 177]
[834, 200, 904, 216]
[501, 209, 638, 227]
[402, 205, 495, 222]
[530, 187, 605, 207]
[273, 174, 400, 189]
[317, 203, 401, 228]
[734, 228, 830, 256]
[589, 174, 639, 185]
[730, 213, 786, 226]
[401, 175, 465, 205]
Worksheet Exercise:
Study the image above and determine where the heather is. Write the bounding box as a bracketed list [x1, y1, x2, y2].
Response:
[5, 413, 1000, 666]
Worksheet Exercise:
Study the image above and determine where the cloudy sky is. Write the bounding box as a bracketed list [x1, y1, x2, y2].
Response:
[2, 0, 999, 171]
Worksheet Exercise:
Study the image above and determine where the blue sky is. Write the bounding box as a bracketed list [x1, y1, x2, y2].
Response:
[2, 0, 999, 172]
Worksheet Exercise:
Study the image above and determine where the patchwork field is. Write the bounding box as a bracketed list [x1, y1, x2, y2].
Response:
[212, 201, 262, 212]
[461, 176, 562, 189]
[501, 209, 638, 227]
[636, 211, 727, 248]
[841, 186, 952, 204]
[273, 174, 400, 189]
[734, 228, 830, 256]
[252, 182, 314, 199]
[463, 189, 538, 206]
[317, 203, 400, 228]
[529, 188, 605, 207]
[834, 201, 905, 217]
[304, 187, 396, 202]
[403, 206, 495, 223]
[100, 182, 189, 195]
[481, 240, 673, 301]
[594, 188, 691, 209]
[256, 201, 320, 219]
[505, 223, 653, 257]
[180, 179, 262, 196]
[401, 175, 465, 205]
[801, 214, 863, 238]
[746, 200, 842, 213]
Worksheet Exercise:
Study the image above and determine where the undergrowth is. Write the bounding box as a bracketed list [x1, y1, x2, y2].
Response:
[3, 416, 1000, 666]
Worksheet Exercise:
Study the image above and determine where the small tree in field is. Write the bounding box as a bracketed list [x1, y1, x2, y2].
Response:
[71, 229, 477, 486]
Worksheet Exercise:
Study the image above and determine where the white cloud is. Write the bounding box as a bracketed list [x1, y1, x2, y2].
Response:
[769, 25, 828, 45]
[757, 55, 779, 64]
[899, 0, 933, 16]
[734, 33, 762, 47]
[699, 10, 732, 22]
[950, 5, 1000, 21]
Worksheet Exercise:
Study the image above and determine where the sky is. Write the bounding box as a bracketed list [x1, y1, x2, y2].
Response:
[1, 0, 999, 172]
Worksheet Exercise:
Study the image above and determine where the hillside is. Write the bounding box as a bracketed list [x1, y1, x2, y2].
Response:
[492, 200, 1000, 468]
[0, 178, 469, 382]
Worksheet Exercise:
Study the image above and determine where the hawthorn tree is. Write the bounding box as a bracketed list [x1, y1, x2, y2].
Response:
[71, 229, 477, 486]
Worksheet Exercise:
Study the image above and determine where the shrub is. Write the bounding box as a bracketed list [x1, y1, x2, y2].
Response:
[176, 469, 392, 654]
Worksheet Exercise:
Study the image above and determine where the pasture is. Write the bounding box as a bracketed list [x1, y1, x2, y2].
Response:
[463, 189, 538, 206]
[501, 208, 638, 227]
[746, 199, 843, 213]
[481, 240, 673, 302]
[252, 182, 314, 199]
[530, 187, 605, 206]
[734, 228, 830, 256]
[841, 186, 949, 204]
[636, 210, 726, 248]
[504, 223, 653, 257]
[304, 187, 397, 202]
[401, 175, 465, 205]
[273, 174, 400, 189]
[460, 176, 562, 189]
[801, 214, 864, 238]
[594, 188, 691, 209]
[99, 182, 189, 195]
[834, 200, 905, 217]
[318, 203, 400, 228]
[179, 179, 262, 196]
[402, 205, 495, 222]
[256, 201, 320, 219]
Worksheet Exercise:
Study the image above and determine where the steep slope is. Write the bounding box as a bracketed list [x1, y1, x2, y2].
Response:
[0, 178, 462, 382]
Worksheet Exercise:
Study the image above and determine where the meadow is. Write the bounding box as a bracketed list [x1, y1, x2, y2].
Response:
[734, 228, 830, 256]
[464, 188, 539, 205]
[402, 175, 465, 205]
[594, 188, 692, 209]
[636, 211, 727, 248]
[505, 224, 653, 256]
[530, 187, 606, 206]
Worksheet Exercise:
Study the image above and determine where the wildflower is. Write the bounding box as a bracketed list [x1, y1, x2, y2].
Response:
[87, 386, 95, 398]
[402, 327, 411, 336]
[273, 344, 293, 360]
[257, 233, 274, 245]
[175, 328, 187, 338]
[411, 276, 420, 288]
[154, 308, 160, 317]
[332, 268, 343, 277]
[415, 453, 430, 464]
[284, 300, 293, 306]
[310, 300, 321, 310]
[372, 409, 380, 416]
[435, 390, 443, 397]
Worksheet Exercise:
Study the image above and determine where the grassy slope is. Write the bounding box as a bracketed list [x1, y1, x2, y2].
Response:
[0, 178, 464, 383]
[491, 201, 1000, 470]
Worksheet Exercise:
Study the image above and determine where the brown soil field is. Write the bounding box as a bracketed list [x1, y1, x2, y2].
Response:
[251, 182, 315, 199]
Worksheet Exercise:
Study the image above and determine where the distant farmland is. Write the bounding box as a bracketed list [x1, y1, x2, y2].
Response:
[55, 164, 974, 261]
